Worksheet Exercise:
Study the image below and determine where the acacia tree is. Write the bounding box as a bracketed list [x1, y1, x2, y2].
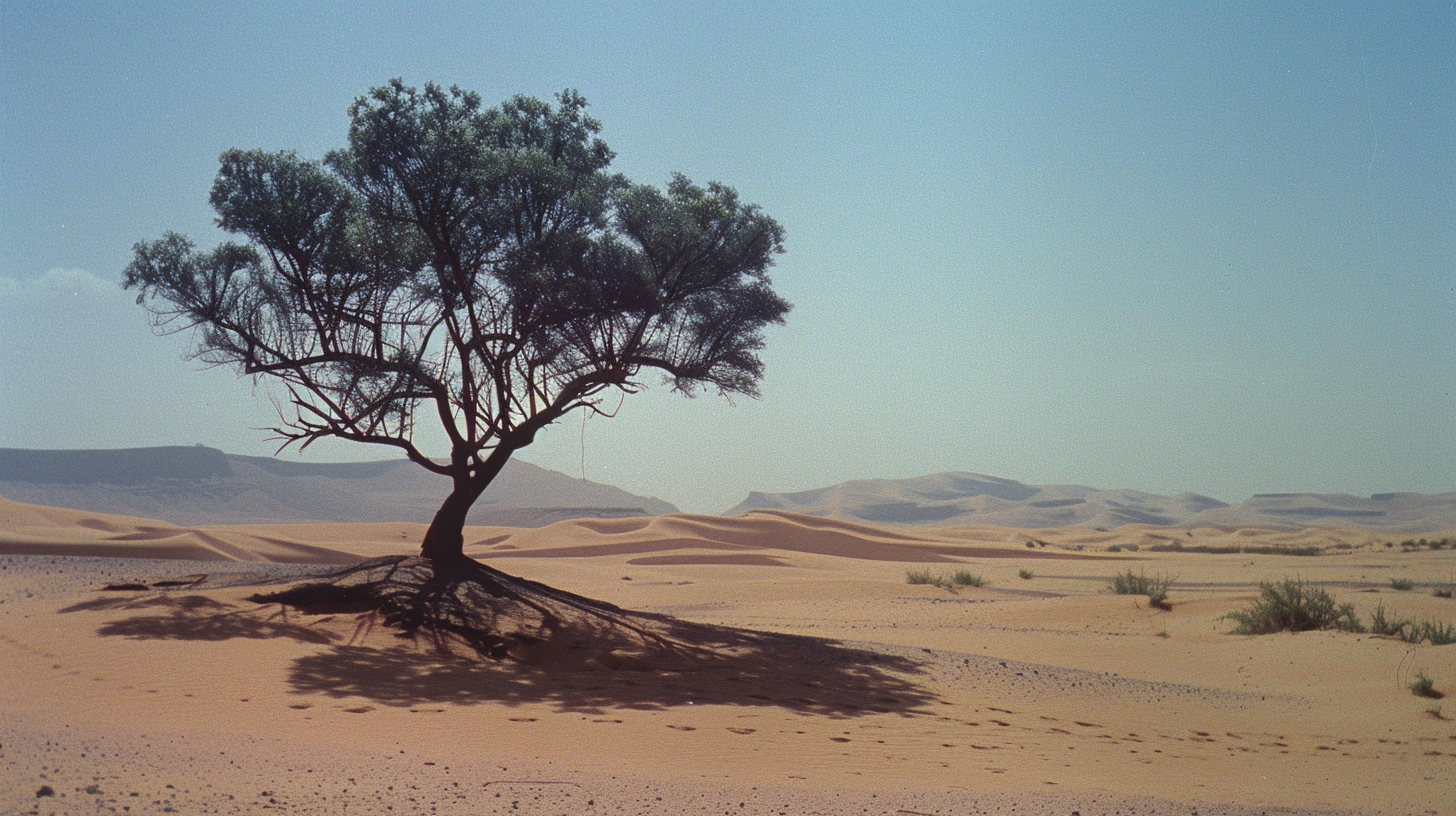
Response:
[125, 80, 789, 570]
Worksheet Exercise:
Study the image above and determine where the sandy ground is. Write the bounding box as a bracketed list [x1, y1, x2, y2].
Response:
[2, 497, 1454, 815]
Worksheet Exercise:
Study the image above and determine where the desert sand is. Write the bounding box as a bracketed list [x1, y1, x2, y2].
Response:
[2, 496, 1454, 815]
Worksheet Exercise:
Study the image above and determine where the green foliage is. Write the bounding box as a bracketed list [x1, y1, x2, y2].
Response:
[1369, 602, 1412, 638]
[1112, 570, 1173, 607]
[1410, 621, 1456, 647]
[1400, 538, 1453, 550]
[1390, 577, 1415, 591]
[1223, 578, 1364, 635]
[1410, 672, 1439, 698]
[906, 569, 983, 589]
[952, 570, 984, 587]
[123, 79, 790, 563]
[1018, 569, 1034, 580]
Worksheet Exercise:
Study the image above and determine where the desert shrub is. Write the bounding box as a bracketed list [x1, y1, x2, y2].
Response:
[906, 569, 937, 586]
[1390, 577, 1415, 591]
[952, 570, 983, 587]
[1018, 569, 1034, 580]
[1369, 602, 1412, 638]
[1106, 545, 1121, 553]
[1410, 672, 1440, 698]
[1223, 578, 1364, 635]
[1246, 545, 1323, 556]
[1416, 621, 1456, 647]
[1112, 570, 1173, 606]
[1435, 586, 1454, 599]
[1393, 619, 1456, 646]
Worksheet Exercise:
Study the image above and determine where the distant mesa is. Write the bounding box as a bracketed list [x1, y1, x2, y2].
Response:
[0, 446, 676, 527]
[727, 472, 1456, 533]
[0, 445, 233, 485]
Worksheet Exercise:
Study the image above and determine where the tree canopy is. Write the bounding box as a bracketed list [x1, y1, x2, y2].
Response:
[125, 80, 790, 564]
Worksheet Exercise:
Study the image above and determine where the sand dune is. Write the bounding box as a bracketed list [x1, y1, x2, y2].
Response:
[730, 471, 1456, 532]
[2, 497, 1455, 814]
[0, 496, 367, 563]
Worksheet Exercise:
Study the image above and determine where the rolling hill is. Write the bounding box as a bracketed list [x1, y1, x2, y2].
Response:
[0, 446, 676, 527]
[726, 472, 1456, 532]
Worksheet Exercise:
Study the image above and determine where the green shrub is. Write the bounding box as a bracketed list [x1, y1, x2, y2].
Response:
[1410, 672, 1439, 698]
[1223, 578, 1364, 635]
[1112, 570, 1173, 607]
[1369, 602, 1412, 638]
[1018, 569, 1034, 580]
[906, 569, 937, 586]
[1390, 577, 1415, 591]
[952, 570, 983, 587]
[1417, 621, 1456, 647]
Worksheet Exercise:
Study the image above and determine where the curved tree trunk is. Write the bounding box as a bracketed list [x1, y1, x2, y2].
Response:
[418, 444, 519, 568]
[419, 485, 476, 566]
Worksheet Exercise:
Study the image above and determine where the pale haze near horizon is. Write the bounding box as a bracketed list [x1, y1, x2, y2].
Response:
[1, 2, 1452, 514]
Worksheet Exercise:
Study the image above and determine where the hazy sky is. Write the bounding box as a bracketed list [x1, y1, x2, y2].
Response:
[2, 2, 1452, 513]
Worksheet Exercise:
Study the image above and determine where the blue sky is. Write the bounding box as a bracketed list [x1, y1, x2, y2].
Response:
[1, 2, 1452, 513]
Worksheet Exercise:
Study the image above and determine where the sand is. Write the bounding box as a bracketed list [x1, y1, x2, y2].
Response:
[2, 497, 1454, 815]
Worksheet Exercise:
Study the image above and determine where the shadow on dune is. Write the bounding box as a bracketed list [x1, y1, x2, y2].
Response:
[284, 630, 937, 717]
[64, 576, 940, 718]
[61, 594, 339, 644]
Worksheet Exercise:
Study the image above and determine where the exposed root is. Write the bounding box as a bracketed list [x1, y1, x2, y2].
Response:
[248, 555, 721, 666]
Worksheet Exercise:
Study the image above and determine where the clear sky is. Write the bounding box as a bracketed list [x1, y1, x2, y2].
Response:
[1, 2, 1452, 514]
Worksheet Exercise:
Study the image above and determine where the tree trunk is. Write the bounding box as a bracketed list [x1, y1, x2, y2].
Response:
[419, 483, 476, 567]
[418, 444, 519, 568]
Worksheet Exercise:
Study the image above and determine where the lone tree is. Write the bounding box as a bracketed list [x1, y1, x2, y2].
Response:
[125, 80, 789, 574]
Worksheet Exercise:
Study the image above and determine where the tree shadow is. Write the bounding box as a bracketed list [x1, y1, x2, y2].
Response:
[64, 560, 942, 718]
[61, 593, 339, 644]
[284, 628, 937, 717]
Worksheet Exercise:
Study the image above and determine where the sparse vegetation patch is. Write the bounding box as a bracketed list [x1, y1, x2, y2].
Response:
[1390, 577, 1415, 591]
[1410, 621, 1456, 647]
[906, 569, 983, 590]
[1111, 570, 1173, 609]
[952, 570, 984, 587]
[1400, 538, 1452, 550]
[906, 569, 939, 586]
[1223, 578, 1364, 635]
[1410, 672, 1441, 699]
[1369, 602, 1412, 638]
